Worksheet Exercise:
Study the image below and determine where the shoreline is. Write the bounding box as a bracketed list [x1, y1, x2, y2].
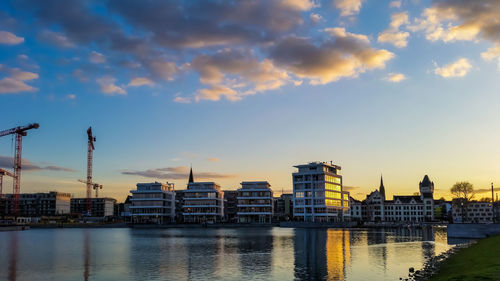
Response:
[0, 222, 451, 230]
[407, 234, 500, 281]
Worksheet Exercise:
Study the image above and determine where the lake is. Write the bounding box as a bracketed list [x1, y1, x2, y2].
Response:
[0, 227, 456, 281]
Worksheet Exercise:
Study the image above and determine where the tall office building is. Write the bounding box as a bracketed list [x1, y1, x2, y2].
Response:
[292, 162, 350, 222]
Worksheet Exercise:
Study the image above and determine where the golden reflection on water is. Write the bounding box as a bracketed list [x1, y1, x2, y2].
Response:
[326, 230, 349, 281]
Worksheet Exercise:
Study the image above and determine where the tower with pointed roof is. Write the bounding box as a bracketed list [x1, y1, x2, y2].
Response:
[379, 175, 386, 199]
[419, 175, 435, 221]
[188, 166, 194, 183]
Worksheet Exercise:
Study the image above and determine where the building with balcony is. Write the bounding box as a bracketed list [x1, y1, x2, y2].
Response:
[183, 182, 224, 223]
[0, 191, 71, 217]
[129, 182, 175, 224]
[70, 197, 116, 217]
[292, 162, 350, 222]
[237, 181, 273, 223]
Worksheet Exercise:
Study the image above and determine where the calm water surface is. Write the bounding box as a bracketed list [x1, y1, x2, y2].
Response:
[0, 227, 455, 281]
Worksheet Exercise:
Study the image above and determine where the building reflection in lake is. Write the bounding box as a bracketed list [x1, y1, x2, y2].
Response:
[294, 229, 350, 280]
[236, 228, 273, 278]
[83, 230, 90, 281]
[9, 231, 18, 281]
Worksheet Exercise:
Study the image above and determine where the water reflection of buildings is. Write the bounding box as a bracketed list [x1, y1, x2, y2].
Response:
[9, 232, 18, 281]
[236, 228, 273, 278]
[83, 230, 90, 281]
[294, 229, 350, 280]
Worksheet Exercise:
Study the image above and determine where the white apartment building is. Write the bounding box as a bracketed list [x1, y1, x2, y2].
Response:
[452, 200, 493, 223]
[130, 182, 175, 224]
[237, 181, 273, 223]
[292, 162, 350, 222]
[183, 182, 224, 223]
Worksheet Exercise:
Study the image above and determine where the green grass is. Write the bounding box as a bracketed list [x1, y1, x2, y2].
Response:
[429, 235, 500, 281]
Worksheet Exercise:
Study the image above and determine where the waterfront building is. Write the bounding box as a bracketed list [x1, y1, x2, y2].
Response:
[129, 182, 175, 224]
[183, 181, 224, 223]
[0, 191, 71, 217]
[237, 181, 273, 223]
[70, 197, 116, 217]
[349, 197, 362, 221]
[223, 190, 238, 223]
[360, 175, 435, 223]
[292, 162, 350, 222]
[274, 193, 293, 221]
[451, 199, 493, 223]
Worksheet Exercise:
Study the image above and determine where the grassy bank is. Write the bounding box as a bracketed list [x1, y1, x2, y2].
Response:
[429, 235, 500, 281]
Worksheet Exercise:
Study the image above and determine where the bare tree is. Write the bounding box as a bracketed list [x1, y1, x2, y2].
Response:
[450, 182, 475, 223]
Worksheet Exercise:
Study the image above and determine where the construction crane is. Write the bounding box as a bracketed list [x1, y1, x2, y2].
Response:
[77, 180, 102, 198]
[0, 168, 14, 198]
[0, 123, 39, 214]
[78, 127, 102, 216]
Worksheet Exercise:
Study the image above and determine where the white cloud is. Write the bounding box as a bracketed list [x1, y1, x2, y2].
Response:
[385, 73, 406, 82]
[39, 30, 75, 48]
[97, 76, 126, 95]
[173, 96, 191, 103]
[0, 31, 24, 45]
[333, 0, 363, 17]
[280, 0, 317, 11]
[191, 49, 289, 101]
[378, 12, 410, 48]
[481, 46, 500, 69]
[389, 1, 401, 9]
[434, 58, 472, 78]
[149, 61, 178, 81]
[89, 51, 106, 64]
[128, 77, 154, 87]
[269, 29, 394, 85]
[0, 65, 38, 94]
[310, 13, 322, 23]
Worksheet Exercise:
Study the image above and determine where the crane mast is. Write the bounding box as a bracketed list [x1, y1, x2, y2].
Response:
[86, 127, 95, 215]
[78, 127, 101, 216]
[0, 123, 39, 215]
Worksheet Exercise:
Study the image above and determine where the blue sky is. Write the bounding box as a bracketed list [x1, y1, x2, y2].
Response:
[1, 0, 500, 201]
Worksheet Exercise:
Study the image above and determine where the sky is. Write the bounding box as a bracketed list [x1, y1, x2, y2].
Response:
[1, 0, 500, 202]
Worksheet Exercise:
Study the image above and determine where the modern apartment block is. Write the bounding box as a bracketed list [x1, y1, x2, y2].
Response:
[129, 182, 175, 224]
[70, 197, 116, 217]
[292, 162, 350, 222]
[183, 182, 224, 223]
[0, 191, 71, 217]
[237, 181, 273, 223]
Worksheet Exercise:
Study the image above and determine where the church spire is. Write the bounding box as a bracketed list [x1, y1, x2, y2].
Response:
[188, 166, 194, 183]
[379, 175, 385, 199]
